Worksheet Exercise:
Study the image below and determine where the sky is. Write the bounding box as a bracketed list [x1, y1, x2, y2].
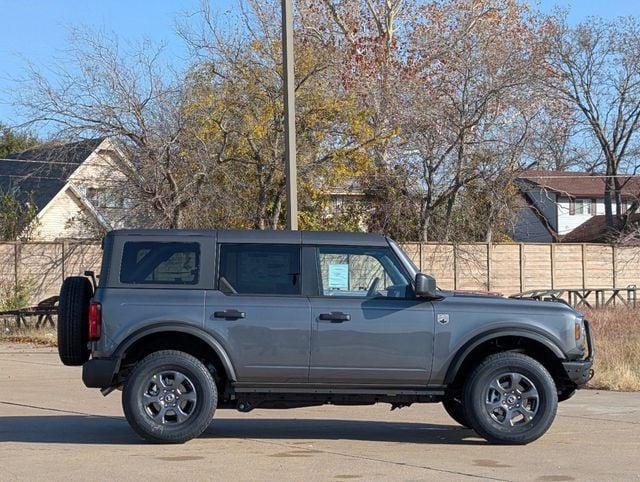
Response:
[0, 0, 639, 131]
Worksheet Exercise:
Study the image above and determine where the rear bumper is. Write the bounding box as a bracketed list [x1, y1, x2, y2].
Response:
[82, 357, 118, 388]
[562, 319, 595, 387]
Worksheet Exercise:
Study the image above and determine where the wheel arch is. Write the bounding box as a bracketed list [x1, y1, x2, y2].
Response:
[444, 329, 566, 387]
[114, 323, 237, 383]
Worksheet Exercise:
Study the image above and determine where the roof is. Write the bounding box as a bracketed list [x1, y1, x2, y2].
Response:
[560, 214, 640, 243]
[108, 229, 389, 246]
[518, 170, 640, 199]
[0, 138, 105, 209]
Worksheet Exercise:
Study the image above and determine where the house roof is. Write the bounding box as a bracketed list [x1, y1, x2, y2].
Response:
[518, 170, 640, 199]
[560, 213, 640, 243]
[0, 138, 105, 209]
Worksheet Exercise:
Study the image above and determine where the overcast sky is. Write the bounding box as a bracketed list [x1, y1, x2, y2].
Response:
[1, 0, 639, 131]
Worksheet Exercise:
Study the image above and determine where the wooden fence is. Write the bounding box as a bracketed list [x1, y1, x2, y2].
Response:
[1, 241, 640, 304]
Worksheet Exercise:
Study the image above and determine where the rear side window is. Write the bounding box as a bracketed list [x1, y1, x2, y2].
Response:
[218, 244, 300, 295]
[120, 242, 200, 285]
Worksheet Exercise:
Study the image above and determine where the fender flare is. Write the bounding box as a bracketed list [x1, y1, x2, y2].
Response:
[113, 323, 237, 382]
[444, 328, 566, 385]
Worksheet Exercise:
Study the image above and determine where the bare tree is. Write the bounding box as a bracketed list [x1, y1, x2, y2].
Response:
[12, 29, 214, 228]
[547, 15, 640, 228]
[398, 0, 549, 241]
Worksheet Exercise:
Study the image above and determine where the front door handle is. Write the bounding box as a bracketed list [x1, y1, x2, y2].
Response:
[212, 309, 246, 320]
[318, 312, 351, 323]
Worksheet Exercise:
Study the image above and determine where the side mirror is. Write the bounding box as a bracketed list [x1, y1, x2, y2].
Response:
[415, 273, 439, 298]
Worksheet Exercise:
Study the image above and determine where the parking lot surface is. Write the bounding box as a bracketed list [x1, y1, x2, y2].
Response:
[1, 343, 638, 481]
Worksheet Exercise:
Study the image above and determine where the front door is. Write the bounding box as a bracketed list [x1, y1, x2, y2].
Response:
[205, 243, 311, 383]
[307, 245, 435, 386]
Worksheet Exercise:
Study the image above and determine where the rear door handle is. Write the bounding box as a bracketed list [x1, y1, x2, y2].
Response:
[212, 309, 246, 320]
[318, 312, 350, 323]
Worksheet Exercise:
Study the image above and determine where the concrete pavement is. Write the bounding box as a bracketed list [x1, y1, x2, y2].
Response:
[1, 343, 638, 481]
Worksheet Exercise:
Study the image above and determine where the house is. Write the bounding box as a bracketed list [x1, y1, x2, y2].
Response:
[0, 138, 134, 241]
[512, 170, 640, 243]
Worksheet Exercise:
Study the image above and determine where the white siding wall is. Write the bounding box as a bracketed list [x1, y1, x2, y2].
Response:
[68, 143, 130, 229]
[31, 188, 98, 240]
[28, 139, 130, 241]
[557, 197, 630, 235]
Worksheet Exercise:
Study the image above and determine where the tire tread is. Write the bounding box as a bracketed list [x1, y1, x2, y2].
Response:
[57, 276, 92, 366]
[122, 350, 217, 443]
[463, 352, 558, 445]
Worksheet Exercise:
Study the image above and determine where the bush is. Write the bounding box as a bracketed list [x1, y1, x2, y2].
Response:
[0, 278, 33, 312]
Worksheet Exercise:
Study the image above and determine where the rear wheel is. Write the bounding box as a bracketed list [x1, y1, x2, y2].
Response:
[122, 350, 217, 443]
[57, 276, 93, 366]
[463, 352, 558, 445]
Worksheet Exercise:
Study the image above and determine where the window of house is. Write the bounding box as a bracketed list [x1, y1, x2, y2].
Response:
[315, 246, 411, 298]
[218, 244, 301, 295]
[570, 199, 592, 215]
[120, 242, 200, 285]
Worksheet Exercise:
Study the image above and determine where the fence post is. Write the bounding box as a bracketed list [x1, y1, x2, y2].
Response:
[612, 245, 617, 289]
[581, 244, 587, 289]
[13, 242, 19, 288]
[453, 244, 458, 290]
[61, 241, 67, 281]
[550, 243, 555, 290]
[486, 243, 492, 291]
[519, 243, 524, 292]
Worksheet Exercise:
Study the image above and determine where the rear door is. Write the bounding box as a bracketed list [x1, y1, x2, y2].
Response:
[306, 244, 434, 386]
[205, 242, 312, 383]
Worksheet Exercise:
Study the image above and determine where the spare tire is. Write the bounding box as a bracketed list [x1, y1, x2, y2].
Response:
[58, 276, 93, 366]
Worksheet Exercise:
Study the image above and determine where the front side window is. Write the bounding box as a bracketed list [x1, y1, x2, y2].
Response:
[120, 242, 200, 285]
[218, 244, 301, 295]
[316, 246, 411, 298]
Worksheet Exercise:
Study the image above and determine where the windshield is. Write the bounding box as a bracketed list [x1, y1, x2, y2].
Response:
[388, 239, 419, 278]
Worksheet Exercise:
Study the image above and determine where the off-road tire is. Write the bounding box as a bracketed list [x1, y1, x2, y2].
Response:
[122, 350, 217, 443]
[57, 276, 93, 366]
[442, 395, 471, 428]
[463, 352, 558, 445]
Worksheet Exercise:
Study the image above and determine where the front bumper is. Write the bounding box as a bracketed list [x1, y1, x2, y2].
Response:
[82, 357, 118, 388]
[562, 319, 594, 387]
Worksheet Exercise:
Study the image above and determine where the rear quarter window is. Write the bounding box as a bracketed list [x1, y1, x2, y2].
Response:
[120, 241, 200, 285]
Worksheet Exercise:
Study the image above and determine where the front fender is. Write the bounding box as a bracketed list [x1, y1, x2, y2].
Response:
[440, 327, 566, 385]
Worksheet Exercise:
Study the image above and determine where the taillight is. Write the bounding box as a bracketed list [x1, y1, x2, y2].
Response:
[88, 302, 102, 340]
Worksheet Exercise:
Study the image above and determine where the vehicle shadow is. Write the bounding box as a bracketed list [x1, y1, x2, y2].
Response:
[205, 418, 484, 445]
[0, 415, 484, 445]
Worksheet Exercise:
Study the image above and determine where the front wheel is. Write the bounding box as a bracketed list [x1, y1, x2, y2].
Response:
[464, 352, 558, 445]
[122, 350, 217, 443]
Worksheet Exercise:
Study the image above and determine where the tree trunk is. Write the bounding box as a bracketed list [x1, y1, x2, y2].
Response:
[604, 172, 614, 229]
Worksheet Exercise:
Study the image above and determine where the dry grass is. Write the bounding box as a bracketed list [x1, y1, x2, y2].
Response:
[0, 323, 57, 347]
[582, 308, 640, 392]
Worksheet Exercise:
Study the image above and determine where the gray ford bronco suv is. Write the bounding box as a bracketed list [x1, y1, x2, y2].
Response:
[57, 229, 593, 444]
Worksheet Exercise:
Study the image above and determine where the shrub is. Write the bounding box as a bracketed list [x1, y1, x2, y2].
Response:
[0, 278, 33, 312]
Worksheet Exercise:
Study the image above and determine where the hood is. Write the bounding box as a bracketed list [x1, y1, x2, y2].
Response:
[439, 289, 581, 317]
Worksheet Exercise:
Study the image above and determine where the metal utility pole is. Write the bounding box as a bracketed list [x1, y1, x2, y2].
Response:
[281, 0, 298, 230]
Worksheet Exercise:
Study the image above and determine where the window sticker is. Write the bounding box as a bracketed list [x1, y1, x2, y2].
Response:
[328, 264, 349, 289]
